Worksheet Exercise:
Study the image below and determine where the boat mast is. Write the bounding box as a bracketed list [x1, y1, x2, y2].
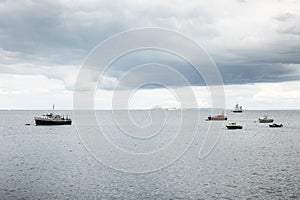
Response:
[52, 104, 55, 113]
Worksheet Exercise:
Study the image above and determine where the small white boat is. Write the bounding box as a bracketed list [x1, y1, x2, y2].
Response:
[165, 107, 177, 111]
[258, 115, 273, 123]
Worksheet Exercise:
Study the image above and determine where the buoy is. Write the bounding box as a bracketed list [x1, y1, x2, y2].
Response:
[25, 123, 31, 126]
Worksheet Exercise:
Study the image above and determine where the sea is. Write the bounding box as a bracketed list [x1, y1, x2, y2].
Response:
[0, 110, 299, 199]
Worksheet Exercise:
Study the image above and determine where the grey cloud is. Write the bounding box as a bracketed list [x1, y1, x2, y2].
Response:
[280, 26, 300, 36]
[96, 49, 205, 89]
[0, 0, 219, 63]
[1, 0, 300, 90]
[0, 1, 129, 64]
[274, 12, 295, 21]
[274, 12, 300, 36]
[218, 63, 300, 85]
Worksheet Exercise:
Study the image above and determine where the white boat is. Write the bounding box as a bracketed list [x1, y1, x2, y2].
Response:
[258, 115, 273, 123]
[232, 104, 243, 113]
[166, 107, 177, 111]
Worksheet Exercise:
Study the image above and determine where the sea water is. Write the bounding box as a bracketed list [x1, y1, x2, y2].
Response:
[0, 110, 299, 199]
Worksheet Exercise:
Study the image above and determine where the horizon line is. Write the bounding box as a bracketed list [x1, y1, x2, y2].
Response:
[1, 108, 299, 111]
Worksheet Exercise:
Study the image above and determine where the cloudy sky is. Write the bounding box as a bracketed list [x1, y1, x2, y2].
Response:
[0, 0, 300, 109]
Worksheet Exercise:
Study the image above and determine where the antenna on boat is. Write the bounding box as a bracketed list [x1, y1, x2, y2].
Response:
[52, 104, 55, 112]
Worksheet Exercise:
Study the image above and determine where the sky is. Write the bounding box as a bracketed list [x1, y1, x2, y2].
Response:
[0, 0, 300, 110]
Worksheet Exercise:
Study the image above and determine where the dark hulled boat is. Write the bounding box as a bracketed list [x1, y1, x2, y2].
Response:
[34, 105, 72, 126]
[269, 123, 283, 128]
[35, 113, 72, 125]
[226, 122, 243, 129]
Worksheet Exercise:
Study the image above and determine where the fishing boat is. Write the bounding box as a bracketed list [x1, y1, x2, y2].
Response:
[258, 115, 273, 123]
[269, 123, 283, 128]
[206, 113, 227, 121]
[232, 104, 243, 113]
[34, 105, 72, 126]
[226, 122, 243, 129]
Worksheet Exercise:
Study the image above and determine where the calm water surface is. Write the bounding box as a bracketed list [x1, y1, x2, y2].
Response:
[0, 110, 299, 199]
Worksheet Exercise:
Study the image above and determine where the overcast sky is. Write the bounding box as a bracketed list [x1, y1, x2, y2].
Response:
[0, 0, 300, 109]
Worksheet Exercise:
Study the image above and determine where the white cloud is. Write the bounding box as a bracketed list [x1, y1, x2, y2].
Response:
[225, 81, 300, 110]
[98, 75, 118, 90]
[91, 81, 300, 110]
[1, 72, 300, 109]
[0, 73, 73, 109]
[0, 63, 79, 90]
[0, 74, 64, 92]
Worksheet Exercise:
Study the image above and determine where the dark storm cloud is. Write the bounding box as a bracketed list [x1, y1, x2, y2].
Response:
[99, 50, 205, 89]
[99, 49, 300, 89]
[0, 0, 216, 63]
[1, 0, 300, 89]
[218, 63, 300, 85]
[0, 1, 129, 64]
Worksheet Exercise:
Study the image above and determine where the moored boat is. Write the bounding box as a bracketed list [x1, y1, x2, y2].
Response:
[269, 123, 283, 128]
[34, 105, 72, 126]
[232, 104, 243, 113]
[207, 113, 227, 121]
[226, 122, 243, 129]
[258, 115, 273, 123]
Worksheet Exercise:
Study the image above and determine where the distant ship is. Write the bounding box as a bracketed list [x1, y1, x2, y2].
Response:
[258, 115, 273, 123]
[232, 104, 243, 113]
[34, 105, 72, 126]
[165, 107, 177, 111]
[206, 113, 228, 121]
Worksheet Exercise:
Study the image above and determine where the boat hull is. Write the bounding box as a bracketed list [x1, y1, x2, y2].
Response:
[233, 110, 242, 113]
[208, 117, 227, 120]
[259, 119, 273, 123]
[226, 125, 243, 129]
[269, 124, 283, 128]
[35, 119, 72, 126]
